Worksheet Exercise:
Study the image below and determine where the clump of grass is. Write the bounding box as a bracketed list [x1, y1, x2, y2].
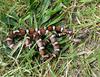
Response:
[0, 0, 100, 77]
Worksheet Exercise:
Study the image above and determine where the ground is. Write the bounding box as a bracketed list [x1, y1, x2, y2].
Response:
[0, 0, 100, 77]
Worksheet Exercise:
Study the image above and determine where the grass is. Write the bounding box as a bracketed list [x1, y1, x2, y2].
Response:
[0, 0, 100, 77]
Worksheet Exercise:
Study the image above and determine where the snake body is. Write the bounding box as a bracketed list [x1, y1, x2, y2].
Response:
[6, 26, 73, 59]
